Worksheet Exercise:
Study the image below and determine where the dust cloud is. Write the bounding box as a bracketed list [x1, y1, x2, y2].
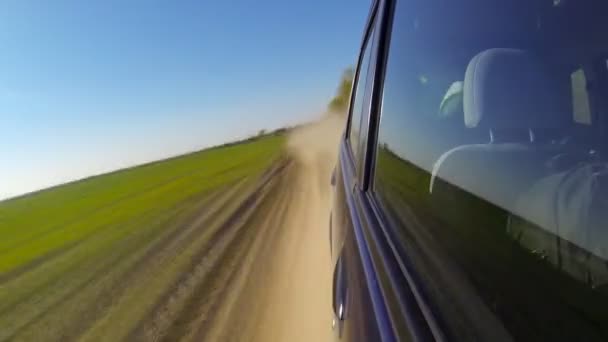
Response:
[221, 114, 345, 342]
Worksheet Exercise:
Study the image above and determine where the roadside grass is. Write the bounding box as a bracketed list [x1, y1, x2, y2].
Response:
[0, 134, 285, 342]
[0, 134, 284, 276]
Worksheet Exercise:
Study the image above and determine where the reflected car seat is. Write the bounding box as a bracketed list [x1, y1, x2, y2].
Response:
[429, 48, 572, 211]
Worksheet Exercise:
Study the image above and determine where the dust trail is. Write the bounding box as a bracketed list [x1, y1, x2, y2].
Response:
[258, 115, 343, 341]
[231, 114, 345, 342]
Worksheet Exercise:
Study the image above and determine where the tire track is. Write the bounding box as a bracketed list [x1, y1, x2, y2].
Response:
[71, 177, 259, 342]
[1, 206, 190, 342]
[0, 186, 223, 316]
[2, 178, 248, 342]
[131, 161, 288, 342]
[1, 176, 252, 340]
[196, 165, 296, 342]
[65, 179, 253, 342]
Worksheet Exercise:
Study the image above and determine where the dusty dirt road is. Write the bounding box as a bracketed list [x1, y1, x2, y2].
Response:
[249, 115, 343, 342]
[0, 116, 343, 342]
[203, 115, 344, 342]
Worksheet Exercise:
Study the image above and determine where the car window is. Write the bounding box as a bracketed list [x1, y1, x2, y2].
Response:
[374, 0, 608, 340]
[348, 27, 374, 160]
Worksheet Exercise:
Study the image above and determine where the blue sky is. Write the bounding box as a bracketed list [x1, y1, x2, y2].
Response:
[0, 0, 370, 200]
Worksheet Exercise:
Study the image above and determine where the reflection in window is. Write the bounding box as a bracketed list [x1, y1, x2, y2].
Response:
[373, 0, 608, 340]
[571, 69, 592, 125]
[349, 28, 374, 159]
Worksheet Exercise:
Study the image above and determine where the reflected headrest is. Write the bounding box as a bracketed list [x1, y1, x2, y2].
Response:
[463, 48, 569, 130]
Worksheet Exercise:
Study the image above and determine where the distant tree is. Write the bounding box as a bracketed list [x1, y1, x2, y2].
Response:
[257, 129, 267, 136]
[271, 127, 288, 135]
[328, 67, 355, 114]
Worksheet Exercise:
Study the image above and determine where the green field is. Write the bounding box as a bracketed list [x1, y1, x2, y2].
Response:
[0, 134, 285, 341]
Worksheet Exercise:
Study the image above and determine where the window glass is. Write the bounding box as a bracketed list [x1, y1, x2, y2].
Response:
[374, 0, 608, 340]
[349, 28, 374, 159]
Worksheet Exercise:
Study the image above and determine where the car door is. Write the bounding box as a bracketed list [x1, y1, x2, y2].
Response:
[369, 0, 608, 341]
[330, 1, 383, 341]
[332, 1, 432, 341]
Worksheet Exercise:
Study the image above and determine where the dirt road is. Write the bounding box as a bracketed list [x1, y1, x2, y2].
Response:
[204, 115, 344, 342]
[0, 116, 343, 342]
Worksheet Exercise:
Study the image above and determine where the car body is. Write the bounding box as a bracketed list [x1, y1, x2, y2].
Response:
[330, 0, 608, 341]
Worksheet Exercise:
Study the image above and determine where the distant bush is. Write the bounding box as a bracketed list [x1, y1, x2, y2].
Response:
[328, 67, 354, 115]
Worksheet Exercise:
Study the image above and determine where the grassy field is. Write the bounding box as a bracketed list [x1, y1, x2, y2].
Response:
[0, 134, 285, 341]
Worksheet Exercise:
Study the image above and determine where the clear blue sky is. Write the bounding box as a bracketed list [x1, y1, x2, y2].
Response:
[0, 0, 370, 200]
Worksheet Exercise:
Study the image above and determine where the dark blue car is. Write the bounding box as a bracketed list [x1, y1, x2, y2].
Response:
[330, 0, 608, 340]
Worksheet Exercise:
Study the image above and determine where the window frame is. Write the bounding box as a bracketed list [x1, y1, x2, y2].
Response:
[361, 0, 394, 192]
[347, 1, 450, 339]
[345, 4, 379, 186]
[365, 1, 448, 338]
